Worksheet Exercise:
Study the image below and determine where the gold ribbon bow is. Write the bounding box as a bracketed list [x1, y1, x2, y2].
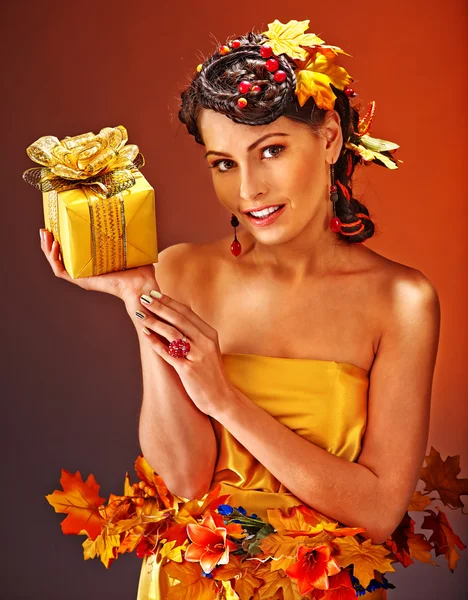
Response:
[22, 125, 145, 197]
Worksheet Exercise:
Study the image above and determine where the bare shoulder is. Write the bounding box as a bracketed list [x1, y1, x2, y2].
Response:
[152, 240, 219, 306]
[373, 251, 441, 326]
[366, 249, 441, 359]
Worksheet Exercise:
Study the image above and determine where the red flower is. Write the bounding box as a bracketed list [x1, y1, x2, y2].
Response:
[285, 544, 341, 596]
[184, 513, 238, 574]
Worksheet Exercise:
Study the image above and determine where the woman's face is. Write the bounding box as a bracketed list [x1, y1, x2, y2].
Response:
[198, 108, 342, 246]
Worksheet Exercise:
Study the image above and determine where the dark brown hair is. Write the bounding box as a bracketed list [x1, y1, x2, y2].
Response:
[178, 31, 374, 244]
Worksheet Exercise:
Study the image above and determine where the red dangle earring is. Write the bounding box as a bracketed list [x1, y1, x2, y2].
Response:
[329, 164, 342, 233]
[230, 214, 242, 257]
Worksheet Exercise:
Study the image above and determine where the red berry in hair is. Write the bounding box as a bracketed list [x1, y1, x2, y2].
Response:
[330, 185, 337, 192]
[251, 85, 261, 93]
[265, 58, 279, 72]
[220, 45, 231, 55]
[260, 44, 273, 58]
[238, 80, 252, 94]
[237, 97, 248, 108]
[273, 70, 287, 83]
[344, 87, 355, 97]
[231, 39, 241, 49]
[330, 217, 342, 232]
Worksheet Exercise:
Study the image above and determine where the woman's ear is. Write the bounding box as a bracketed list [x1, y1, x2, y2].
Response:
[321, 110, 343, 165]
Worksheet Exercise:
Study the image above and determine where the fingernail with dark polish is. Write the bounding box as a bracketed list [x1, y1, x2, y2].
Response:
[135, 311, 146, 319]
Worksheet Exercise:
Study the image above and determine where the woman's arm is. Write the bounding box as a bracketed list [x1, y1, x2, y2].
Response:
[209, 270, 441, 545]
[124, 244, 218, 500]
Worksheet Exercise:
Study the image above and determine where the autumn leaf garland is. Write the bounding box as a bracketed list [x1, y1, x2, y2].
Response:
[45, 446, 467, 598]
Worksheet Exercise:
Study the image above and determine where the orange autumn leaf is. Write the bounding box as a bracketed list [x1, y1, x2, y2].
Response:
[267, 505, 365, 539]
[422, 506, 467, 571]
[212, 554, 264, 599]
[260, 532, 319, 572]
[408, 489, 434, 512]
[419, 446, 468, 510]
[82, 529, 120, 568]
[116, 524, 145, 555]
[257, 567, 300, 600]
[45, 469, 106, 540]
[161, 522, 191, 547]
[312, 567, 357, 600]
[98, 492, 131, 522]
[163, 560, 219, 600]
[135, 454, 175, 509]
[333, 536, 396, 589]
[407, 532, 436, 566]
[295, 52, 353, 110]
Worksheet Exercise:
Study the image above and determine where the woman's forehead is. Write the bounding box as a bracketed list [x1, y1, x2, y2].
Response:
[198, 109, 307, 146]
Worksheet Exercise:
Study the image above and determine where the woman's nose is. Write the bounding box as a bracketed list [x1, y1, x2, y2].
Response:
[239, 167, 269, 202]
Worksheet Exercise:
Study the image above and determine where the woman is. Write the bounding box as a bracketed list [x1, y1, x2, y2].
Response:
[39, 20, 440, 600]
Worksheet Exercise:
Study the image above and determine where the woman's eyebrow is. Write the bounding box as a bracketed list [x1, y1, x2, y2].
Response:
[204, 132, 290, 159]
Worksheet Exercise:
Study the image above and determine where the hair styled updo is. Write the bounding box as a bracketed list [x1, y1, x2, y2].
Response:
[178, 30, 375, 244]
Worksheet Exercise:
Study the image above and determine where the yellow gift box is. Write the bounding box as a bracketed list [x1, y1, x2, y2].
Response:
[23, 125, 158, 279]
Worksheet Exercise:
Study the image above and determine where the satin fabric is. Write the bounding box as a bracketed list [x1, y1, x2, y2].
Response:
[137, 353, 388, 599]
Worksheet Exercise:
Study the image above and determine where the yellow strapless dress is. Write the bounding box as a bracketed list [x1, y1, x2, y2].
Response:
[137, 353, 388, 599]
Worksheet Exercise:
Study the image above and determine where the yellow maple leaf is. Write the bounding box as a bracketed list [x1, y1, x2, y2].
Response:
[262, 19, 325, 61]
[295, 52, 353, 110]
[220, 580, 240, 600]
[159, 538, 189, 563]
[334, 536, 396, 589]
[82, 530, 120, 569]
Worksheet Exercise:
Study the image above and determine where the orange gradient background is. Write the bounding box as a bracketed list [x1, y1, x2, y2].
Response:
[3, 0, 467, 598]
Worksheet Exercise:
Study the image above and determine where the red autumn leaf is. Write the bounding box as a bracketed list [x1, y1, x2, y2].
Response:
[385, 513, 415, 567]
[421, 506, 467, 571]
[419, 447, 468, 510]
[45, 469, 106, 540]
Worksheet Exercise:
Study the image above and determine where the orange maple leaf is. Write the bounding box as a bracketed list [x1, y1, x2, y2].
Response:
[135, 454, 175, 509]
[45, 469, 106, 540]
[333, 536, 396, 589]
[407, 532, 436, 566]
[162, 559, 219, 600]
[212, 554, 264, 598]
[408, 489, 434, 512]
[419, 446, 468, 510]
[257, 566, 300, 600]
[422, 506, 467, 571]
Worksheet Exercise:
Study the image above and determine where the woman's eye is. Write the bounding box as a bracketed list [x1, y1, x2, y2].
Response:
[263, 145, 284, 159]
[209, 144, 285, 173]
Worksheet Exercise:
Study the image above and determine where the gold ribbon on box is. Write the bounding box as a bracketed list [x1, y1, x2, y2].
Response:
[23, 125, 146, 275]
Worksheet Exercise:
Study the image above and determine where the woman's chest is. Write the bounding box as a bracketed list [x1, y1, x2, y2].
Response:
[190, 261, 383, 372]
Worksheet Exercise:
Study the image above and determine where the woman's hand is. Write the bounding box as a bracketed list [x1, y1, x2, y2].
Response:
[39, 228, 159, 302]
[133, 291, 234, 417]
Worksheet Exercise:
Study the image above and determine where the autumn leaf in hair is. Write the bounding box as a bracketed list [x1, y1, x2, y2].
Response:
[295, 51, 353, 110]
[262, 19, 325, 61]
